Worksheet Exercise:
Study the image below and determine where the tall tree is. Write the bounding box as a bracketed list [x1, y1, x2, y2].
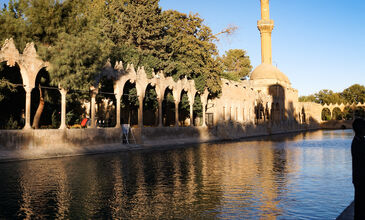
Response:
[103, 0, 164, 74]
[0, 0, 28, 49]
[162, 10, 222, 94]
[314, 90, 344, 105]
[300, 84, 365, 105]
[298, 94, 316, 103]
[341, 84, 365, 104]
[219, 49, 252, 81]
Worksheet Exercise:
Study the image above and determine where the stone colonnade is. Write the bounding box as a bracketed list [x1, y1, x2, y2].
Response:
[0, 39, 49, 129]
[111, 61, 209, 128]
[0, 39, 210, 129]
[321, 103, 365, 121]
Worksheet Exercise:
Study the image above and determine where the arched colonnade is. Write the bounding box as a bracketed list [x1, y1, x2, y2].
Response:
[0, 39, 50, 129]
[0, 39, 210, 129]
[321, 103, 365, 121]
[106, 61, 209, 128]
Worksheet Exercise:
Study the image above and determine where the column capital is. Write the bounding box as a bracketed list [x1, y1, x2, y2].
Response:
[24, 85, 34, 93]
[257, 20, 274, 33]
[59, 87, 68, 96]
[90, 86, 98, 97]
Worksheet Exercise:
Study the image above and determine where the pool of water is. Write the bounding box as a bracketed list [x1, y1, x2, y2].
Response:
[0, 130, 354, 219]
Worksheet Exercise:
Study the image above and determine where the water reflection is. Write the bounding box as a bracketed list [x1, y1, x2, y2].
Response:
[0, 130, 353, 219]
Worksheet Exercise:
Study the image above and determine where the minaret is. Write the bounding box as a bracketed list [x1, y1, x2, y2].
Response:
[258, 0, 274, 64]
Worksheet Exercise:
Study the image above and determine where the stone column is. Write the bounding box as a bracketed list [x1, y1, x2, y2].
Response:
[202, 102, 207, 127]
[138, 94, 144, 128]
[90, 90, 97, 128]
[175, 101, 179, 127]
[23, 86, 33, 129]
[115, 94, 122, 128]
[158, 98, 163, 127]
[59, 88, 67, 129]
[189, 103, 194, 126]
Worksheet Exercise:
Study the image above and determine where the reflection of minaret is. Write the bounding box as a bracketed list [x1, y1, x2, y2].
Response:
[258, 0, 274, 64]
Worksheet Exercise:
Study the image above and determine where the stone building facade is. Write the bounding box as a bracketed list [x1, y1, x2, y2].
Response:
[0, 0, 362, 135]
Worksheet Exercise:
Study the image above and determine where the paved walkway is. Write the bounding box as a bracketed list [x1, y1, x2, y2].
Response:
[337, 201, 354, 220]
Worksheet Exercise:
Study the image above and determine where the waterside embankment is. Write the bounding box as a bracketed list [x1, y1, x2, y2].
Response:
[0, 122, 321, 161]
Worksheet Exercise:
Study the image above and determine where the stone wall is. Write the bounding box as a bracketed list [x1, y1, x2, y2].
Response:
[0, 121, 320, 161]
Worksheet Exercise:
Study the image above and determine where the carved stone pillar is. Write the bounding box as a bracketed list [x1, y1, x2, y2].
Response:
[59, 88, 67, 129]
[175, 101, 179, 127]
[202, 102, 207, 127]
[158, 99, 163, 127]
[90, 89, 97, 128]
[23, 86, 33, 129]
[189, 103, 194, 126]
[138, 94, 144, 128]
[115, 93, 122, 128]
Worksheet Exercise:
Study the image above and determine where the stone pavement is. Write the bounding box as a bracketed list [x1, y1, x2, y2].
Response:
[337, 201, 354, 220]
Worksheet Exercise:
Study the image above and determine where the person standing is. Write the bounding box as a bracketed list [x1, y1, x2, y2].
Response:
[352, 118, 365, 219]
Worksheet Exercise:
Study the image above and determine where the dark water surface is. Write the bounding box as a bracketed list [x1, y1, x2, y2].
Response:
[0, 130, 354, 219]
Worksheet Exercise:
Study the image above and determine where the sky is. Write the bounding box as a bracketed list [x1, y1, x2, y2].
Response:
[1, 0, 364, 96]
[159, 0, 365, 96]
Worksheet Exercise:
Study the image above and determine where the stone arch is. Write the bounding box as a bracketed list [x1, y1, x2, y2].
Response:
[321, 108, 331, 121]
[301, 107, 306, 123]
[143, 83, 159, 126]
[193, 92, 203, 126]
[96, 76, 116, 127]
[31, 67, 61, 129]
[0, 61, 25, 129]
[255, 100, 265, 123]
[178, 89, 190, 126]
[121, 80, 139, 126]
[162, 87, 175, 126]
[332, 107, 343, 120]
[268, 84, 285, 122]
[265, 102, 270, 121]
[343, 106, 354, 120]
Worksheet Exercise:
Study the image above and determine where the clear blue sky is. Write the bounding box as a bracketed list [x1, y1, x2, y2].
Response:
[159, 0, 365, 96]
[1, 0, 364, 96]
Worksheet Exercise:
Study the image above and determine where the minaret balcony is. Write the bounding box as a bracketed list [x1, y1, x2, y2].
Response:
[257, 20, 274, 33]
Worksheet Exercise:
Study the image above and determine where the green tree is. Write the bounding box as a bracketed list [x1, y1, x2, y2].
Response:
[179, 93, 190, 124]
[332, 108, 343, 120]
[321, 108, 331, 121]
[102, 0, 164, 74]
[314, 90, 344, 105]
[299, 94, 316, 103]
[144, 87, 158, 111]
[193, 95, 203, 118]
[162, 10, 222, 94]
[219, 49, 252, 81]
[0, 0, 29, 49]
[0, 78, 16, 102]
[341, 84, 365, 104]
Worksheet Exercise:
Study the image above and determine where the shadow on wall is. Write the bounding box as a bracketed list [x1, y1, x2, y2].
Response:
[0, 80, 323, 150]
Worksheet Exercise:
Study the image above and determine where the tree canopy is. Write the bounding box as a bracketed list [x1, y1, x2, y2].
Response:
[0, 0, 240, 95]
[219, 49, 252, 81]
[299, 84, 365, 105]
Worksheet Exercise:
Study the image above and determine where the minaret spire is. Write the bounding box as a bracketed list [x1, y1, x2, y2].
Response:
[258, 0, 274, 64]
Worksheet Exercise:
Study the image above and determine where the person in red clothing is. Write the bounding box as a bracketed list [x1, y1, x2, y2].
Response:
[352, 118, 365, 219]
